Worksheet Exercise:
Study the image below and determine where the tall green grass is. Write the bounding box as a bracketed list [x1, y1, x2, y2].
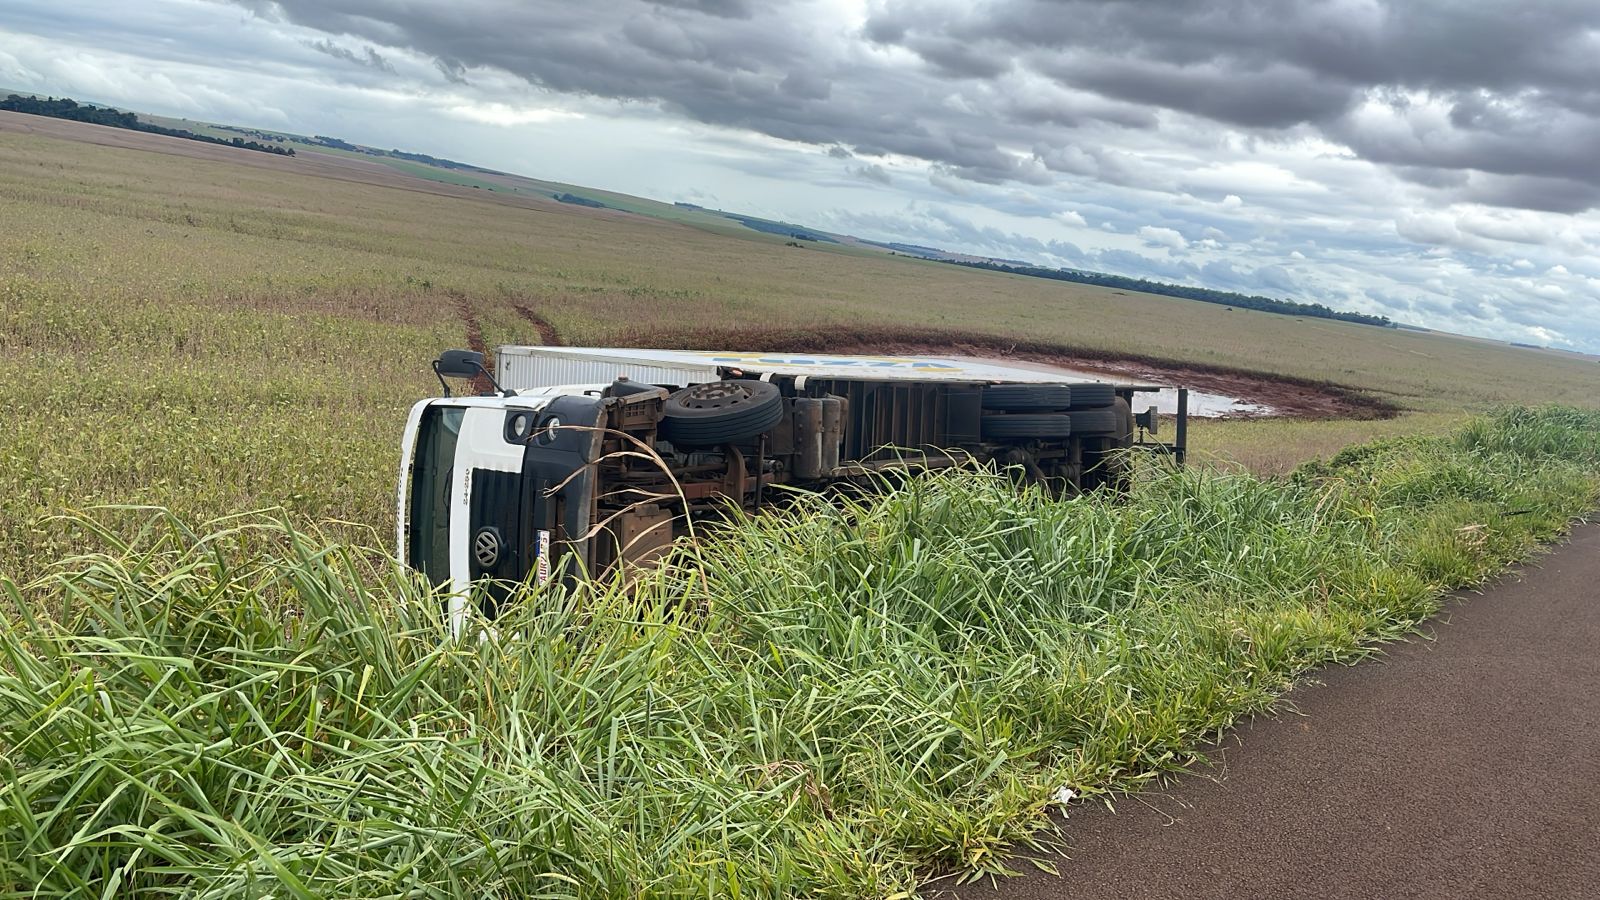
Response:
[3, 408, 1599, 897]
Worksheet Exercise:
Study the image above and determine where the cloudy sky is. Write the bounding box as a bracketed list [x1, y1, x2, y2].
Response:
[4, 0, 1600, 351]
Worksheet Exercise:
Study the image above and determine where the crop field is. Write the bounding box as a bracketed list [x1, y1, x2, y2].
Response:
[3, 113, 1600, 895]
[3, 114, 1598, 575]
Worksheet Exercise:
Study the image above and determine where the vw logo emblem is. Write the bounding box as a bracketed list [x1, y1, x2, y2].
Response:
[473, 527, 502, 569]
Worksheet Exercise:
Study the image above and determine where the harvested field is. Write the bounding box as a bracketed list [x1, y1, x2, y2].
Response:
[0, 110, 572, 215]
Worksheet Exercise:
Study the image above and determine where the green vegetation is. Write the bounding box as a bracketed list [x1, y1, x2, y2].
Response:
[1, 94, 295, 156]
[720, 211, 840, 243]
[4, 408, 1598, 896]
[1186, 411, 1467, 476]
[555, 191, 608, 208]
[381, 158, 508, 191]
[949, 259, 1394, 327]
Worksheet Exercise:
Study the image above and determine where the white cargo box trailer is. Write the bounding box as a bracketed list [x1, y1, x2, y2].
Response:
[402, 346, 1186, 623]
[495, 345, 1128, 390]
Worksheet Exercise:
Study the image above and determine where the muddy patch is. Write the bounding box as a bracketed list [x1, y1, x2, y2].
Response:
[604, 325, 1399, 420]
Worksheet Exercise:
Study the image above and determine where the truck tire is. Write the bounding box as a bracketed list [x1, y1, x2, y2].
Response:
[1067, 383, 1116, 408]
[1111, 397, 1135, 447]
[982, 384, 1073, 411]
[660, 380, 784, 448]
[981, 413, 1073, 440]
[1067, 408, 1119, 435]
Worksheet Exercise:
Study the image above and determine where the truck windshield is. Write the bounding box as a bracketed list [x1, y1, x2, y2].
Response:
[408, 405, 463, 587]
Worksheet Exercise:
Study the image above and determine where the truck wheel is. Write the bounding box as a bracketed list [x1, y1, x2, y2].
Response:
[1067, 383, 1116, 408]
[981, 413, 1073, 440]
[660, 380, 784, 448]
[1067, 408, 1119, 435]
[1111, 397, 1135, 447]
[982, 383, 1073, 411]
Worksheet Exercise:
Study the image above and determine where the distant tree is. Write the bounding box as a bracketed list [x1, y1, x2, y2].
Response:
[2, 94, 295, 157]
[943, 259, 1394, 328]
[555, 193, 607, 208]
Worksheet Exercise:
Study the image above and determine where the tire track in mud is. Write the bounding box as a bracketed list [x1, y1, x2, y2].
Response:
[448, 291, 494, 393]
[450, 292, 488, 355]
[513, 303, 564, 346]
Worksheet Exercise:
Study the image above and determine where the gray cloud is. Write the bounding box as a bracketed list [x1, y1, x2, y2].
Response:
[646, 0, 755, 19]
[1043, 57, 1358, 129]
[1456, 174, 1600, 216]
[926, 0, 1600, 97]
[304, 38, 396, 73]
[233, 0, 1600, 212]
[852, 163, 892, 185]
[434, 57, 468, 84]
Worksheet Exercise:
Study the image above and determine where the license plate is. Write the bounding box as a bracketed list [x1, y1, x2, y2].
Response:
[535, 529, 551, 585]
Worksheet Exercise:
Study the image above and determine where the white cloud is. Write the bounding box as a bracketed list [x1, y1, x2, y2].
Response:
[1137, 225, 1188, 250]
[444, 101, 582, 126]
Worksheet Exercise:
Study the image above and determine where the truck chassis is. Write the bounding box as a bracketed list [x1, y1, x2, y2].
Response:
[398, 347, 1187, 618]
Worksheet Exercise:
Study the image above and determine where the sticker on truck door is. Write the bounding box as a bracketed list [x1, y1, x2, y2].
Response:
[535, 529, 551, 585]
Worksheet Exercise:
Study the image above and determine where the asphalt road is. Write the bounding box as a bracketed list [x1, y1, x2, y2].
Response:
[954, 522, 1600, 900]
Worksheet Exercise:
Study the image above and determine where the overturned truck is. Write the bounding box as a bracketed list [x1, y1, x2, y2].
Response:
[399, 346, 1187, 617]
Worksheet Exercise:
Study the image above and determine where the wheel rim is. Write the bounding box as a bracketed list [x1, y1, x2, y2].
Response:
[679, 382, 756, 410]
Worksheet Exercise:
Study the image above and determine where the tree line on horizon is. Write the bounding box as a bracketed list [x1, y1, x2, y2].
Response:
[946, 259, 1395, 328]
[1, 94, 295, 157]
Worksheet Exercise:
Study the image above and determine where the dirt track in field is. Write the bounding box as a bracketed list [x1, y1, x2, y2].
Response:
[952, 521, 1600, 900]
[513, 304, 564, 346]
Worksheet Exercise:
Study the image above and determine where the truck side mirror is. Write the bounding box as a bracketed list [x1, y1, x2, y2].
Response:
[432, 349, 513, 397]
[436, 349, 486, 379]
[1135, 406, 1158, 435]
